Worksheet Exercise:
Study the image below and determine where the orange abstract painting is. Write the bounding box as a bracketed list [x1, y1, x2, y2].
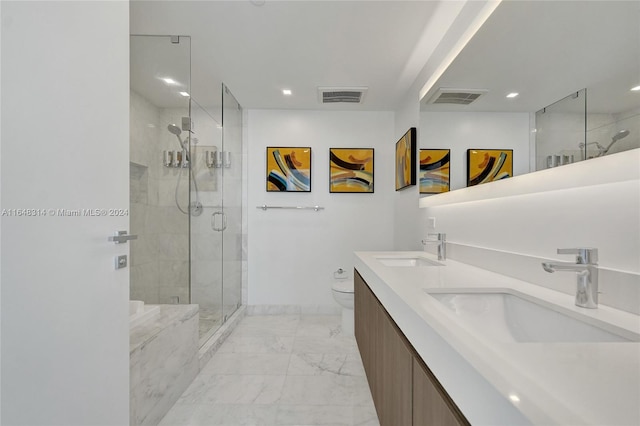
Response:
[329, 148, 374, 193]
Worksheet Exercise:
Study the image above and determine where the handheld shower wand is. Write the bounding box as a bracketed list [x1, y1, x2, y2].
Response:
[579, 130, 630, 158]
[166, 124, 201, 216]
[600, 129, 630, 156]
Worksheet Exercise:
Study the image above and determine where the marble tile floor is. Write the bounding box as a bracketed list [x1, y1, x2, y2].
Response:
[159, 314, 380, 426]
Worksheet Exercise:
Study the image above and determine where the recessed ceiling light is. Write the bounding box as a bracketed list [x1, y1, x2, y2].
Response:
[162, 77, 178, 85]
[506, 92, 519, 98]
[282, 89, 292, 96]
[509, 394, 521, 403]
[631, 85, 640, 92]
[179, 91, 190, 97]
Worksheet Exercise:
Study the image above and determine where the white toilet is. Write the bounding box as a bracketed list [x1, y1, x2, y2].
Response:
[331, 278, 355, 334]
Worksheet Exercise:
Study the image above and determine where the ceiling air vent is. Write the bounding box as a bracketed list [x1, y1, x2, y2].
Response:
[318, 87, 367, 104]
[426, 88, 488, 105]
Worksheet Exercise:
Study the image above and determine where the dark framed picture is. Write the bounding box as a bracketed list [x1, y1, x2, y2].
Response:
[266, 147, 312, 192]
[395, 127, 417, 191]
[329, 148, 374, 193]
[420, 149, 450, 194]
[466, 149, 513, 187]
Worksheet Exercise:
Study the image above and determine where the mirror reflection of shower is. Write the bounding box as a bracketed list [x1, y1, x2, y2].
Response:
[604, 129, 630, 155]
[579, 129, 631, 158]
[166, 123, 203, 216]
[578, 141, 607, 156]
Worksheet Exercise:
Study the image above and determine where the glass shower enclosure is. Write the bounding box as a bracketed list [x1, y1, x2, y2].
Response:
[190, 88, 244, 344]
[129, 35, 243, 345]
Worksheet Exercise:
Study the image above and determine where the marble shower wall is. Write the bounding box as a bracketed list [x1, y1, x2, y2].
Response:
[130, 90, 190, 304]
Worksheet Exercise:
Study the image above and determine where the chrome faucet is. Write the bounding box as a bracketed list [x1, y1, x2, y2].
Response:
[422, 233, 446, 261]
[541, 248, 598, 308]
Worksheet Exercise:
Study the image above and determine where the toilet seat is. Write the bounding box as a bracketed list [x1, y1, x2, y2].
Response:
[331, 279, 354, 293]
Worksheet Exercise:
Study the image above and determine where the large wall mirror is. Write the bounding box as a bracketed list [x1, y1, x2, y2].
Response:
[418, 0, 639, 198]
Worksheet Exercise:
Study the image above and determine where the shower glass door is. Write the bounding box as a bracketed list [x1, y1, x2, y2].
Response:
[221, 84, 243, 321]
[130, 35, 191, 306]
[190, 99, 224, 345]
[190, 85, 243, 343]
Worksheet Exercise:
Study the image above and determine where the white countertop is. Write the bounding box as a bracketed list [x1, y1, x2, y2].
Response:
[354, 251, 640, 426]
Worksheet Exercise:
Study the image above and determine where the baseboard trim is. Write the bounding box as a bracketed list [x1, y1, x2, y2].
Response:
[247, 304, 341, 316]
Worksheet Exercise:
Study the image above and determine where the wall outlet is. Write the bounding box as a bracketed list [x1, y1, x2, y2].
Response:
[428, 217, 436, 229]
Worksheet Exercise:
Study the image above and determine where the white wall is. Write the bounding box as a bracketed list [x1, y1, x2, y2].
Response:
[247, 110, 395, 309]
[420, 111, 531, 191]
[393, 91, 422, 251]
[1, 2, 130, 424]
[0, 0, 3, 417]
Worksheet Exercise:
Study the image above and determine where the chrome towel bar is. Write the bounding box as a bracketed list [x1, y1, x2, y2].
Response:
[256, 205, 324, 212]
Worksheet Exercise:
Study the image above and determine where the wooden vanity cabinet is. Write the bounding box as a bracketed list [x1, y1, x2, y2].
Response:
[379, 306, 413, 425]
[413, 357, 468, 426]
[354, 269, 469, 426]
[354, 266, 383, 416]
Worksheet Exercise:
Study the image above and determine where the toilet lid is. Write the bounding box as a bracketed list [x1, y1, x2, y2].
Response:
[332, 279, 354, 293]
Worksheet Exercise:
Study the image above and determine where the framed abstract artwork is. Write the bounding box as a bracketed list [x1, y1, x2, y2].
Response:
[466, 149, 513, 187]
[395, 127, 417, 191]
[419, 149, 450, 194]
[329, 148, 374, 193]
[266, 147, 312, 192]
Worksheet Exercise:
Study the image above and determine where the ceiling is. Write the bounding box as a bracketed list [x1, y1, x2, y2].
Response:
[130, 0, 458, 111]
[421, 0, 640, 114]
[130, 1, 640, 115]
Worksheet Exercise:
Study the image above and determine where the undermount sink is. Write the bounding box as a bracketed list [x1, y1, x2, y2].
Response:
[425, 289, 639, 343]
[376, 256, 443, 267]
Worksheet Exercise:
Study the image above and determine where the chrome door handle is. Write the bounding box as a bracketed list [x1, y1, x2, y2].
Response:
[211, 211, 222, 231]
[222, 212, 228, 231]
[108, 230, 138, 244]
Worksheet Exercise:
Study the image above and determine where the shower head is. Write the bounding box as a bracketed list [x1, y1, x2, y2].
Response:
[612, 129, 630, 142]
[167, 124, 189, 160]
[167, 124, 182, 136]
